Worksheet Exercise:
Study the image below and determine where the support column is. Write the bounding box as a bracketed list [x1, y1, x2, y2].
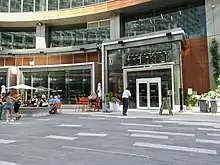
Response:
[205, 0, 220, 89]
[36, 24, 49, 48]
[110, 13, 124, 39]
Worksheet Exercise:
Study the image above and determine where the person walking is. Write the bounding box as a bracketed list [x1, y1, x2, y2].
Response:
[4, 92, 14, 122]
[122, 87, 131, 116]
[13, 93, 22, 120]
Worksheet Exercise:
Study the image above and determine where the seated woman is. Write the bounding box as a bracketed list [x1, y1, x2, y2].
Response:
[39, 95, 48, 107]
[88, 91, 100, 111]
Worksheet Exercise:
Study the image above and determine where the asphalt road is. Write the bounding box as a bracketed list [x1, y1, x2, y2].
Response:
[0, 113, 220, 165]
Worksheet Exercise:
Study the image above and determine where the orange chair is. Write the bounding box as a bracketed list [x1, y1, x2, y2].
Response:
[55, 102, 62, 113]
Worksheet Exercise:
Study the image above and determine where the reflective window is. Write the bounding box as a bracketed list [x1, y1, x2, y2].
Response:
[35, 0, 46, 11]
[0, 31, 35, 49]
[84, 0, 96, 6]
[23, 69, 91, 104]
[122, 42, 179, 67]
[71, 0, 82, 8]
[51, 27, 110, 47]
[0, 0, 8, 12]
[10, 0, 21, 12]
[59, 0, 70, 9]
[0, 72, 7, 87]
[23, 0, 34, 12]
[48, 0, 58, 10]
[125, 5, 206, 38]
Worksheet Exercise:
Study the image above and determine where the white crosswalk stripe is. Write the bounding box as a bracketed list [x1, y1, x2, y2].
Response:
[76, 133, 107, 137]
[0, 160, 21, 165]
[58, 124, 82, 128]
[154, 120, 215, 127]
[207, 133, 220, 137]
[36, 119, 51, 121]
[45, 135, 77, 140]
[0, 139, 16, 144]
[196, 139, 220, 144]
[78, 117, 107, 120]
[198, 128, 220, 132]
[133, 142, 218, 155]
[127, 129, 195, 137]
[130, 133, 168, 139]
[120, 123, 163, 128]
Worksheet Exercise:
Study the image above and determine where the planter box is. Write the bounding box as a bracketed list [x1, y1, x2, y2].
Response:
[199, 100, 209, 113]
[210, 100, 220, 113]
[109, 102, 117, 112]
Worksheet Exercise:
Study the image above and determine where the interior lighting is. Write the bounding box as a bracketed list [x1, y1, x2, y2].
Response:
[171, 16, 173, 21]
[179, 11, 182, 15]
[160, 14, 164, 19]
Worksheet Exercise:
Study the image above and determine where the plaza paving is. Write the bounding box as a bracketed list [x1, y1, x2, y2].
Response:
[0, 112, 220, 165]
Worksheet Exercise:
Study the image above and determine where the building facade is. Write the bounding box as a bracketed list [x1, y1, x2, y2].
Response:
[0, 0, 218, 109]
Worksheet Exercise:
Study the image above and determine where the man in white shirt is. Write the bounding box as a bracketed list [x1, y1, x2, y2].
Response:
[122, 87, 131, 116]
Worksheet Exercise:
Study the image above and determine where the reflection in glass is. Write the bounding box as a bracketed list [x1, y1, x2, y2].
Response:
[23, 0, 34, 12]
[149, 82, 159, 107]
[72, 0, 82, 8]
[138, 83, 147, 107]
[84, 0, 96, 6]
[0, 31, 35, 49]
[48, 0, 58, 10]
[35, 0, 46, 11]
[10, 0, 21, 12]
[0, 72, 7, 86]
[125, 5, 206, 38]
[51, 27, 110, 47]
[23, 69, 91, 104]
[0, 0, 8, 12]
[59, 0, 70, 9]
[123, 42, 177, 67]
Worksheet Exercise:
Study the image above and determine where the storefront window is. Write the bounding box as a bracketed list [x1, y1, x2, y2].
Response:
[0, 72, 7, 87]
[107, 49, 123, 98]
[23, 69, 92, 104]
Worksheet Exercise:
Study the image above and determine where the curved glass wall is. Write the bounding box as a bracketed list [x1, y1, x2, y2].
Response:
[0, 0, 109, 12]
[0, 31, 35, 49]
[125, 4, 206, 38]
[51, 27, 110, 47]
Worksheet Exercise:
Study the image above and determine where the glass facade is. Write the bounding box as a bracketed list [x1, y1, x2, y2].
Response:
[23, 69, 91, 104]
[0, 0, 109, 12]
[107, 41, 181, 108]
[0, 31, 35, 49]
[125, 4, 206, 38]
[0, 72, 7, 87]
[51, 27, 110, 47]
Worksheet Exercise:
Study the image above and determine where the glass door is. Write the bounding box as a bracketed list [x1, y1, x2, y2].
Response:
[136, 78, 161, 110]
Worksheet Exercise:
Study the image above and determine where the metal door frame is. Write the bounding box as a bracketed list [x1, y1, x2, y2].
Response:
[136, 78, 161, 110]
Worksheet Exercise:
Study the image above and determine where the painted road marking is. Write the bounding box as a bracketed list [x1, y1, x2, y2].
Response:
[36, 119, 51, 121]
[76, 133, 107, 137]
[131, 134, 168, 139]
[45, 135, 77, 140]
[0, 160, 21, 165]
[198, 128, 220, 132]
[133, 142, 217, 155]
[127, 130, 195, 137]
[0, 139, 16, 144]
[196, 139, 220, 144]
[58, 124, 82, 128]
[62, 146, 150, 159]
[78, 117, 107, 120]
[154, 120, 215, 127]
[207, 133, 220, 137]
[120, 123, 163, 128]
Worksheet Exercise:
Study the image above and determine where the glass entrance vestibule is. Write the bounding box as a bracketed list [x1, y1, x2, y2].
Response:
[102, 28, 187, 110]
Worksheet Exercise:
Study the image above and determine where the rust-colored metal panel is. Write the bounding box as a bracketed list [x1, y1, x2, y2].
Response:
[15, 57, 23, 66]
[35, 56, 47, 65]
[74, 53, 86, 63]
[0, 58, 4, 66]
[23, 57, 34, 66]
[87, 52, 98, 62]
[5, 57, 15, 66]
[182, 37, 210, 97]
[48, 56, 61, 65]
[61, 55, 73, 64]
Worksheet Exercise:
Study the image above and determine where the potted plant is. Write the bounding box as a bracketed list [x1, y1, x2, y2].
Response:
[186, 94, 199, 110]
[107, 92, 116, 111]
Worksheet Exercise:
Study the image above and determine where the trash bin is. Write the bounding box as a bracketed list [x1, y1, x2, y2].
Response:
[210, 99, 220, 113]
[199, 100, 209, 113]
